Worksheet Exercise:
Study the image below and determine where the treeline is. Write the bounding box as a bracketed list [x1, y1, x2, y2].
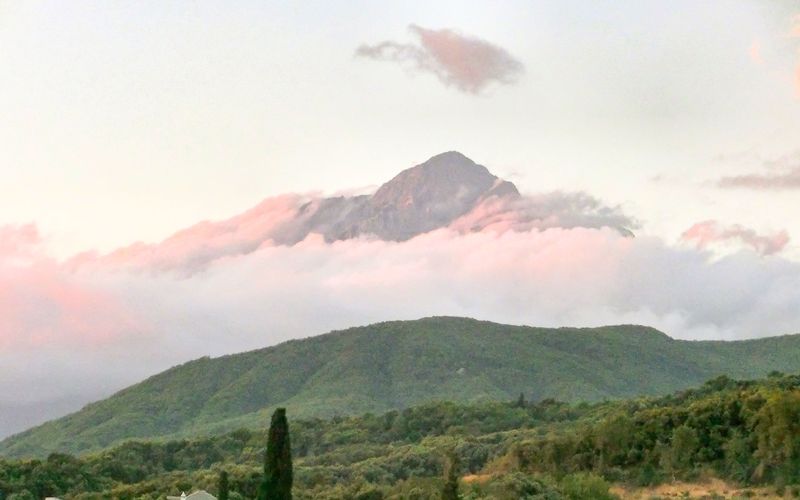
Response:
[0, 400, 590, 499]
[509, 373, 800, 490]
[1, 373, 800, 498]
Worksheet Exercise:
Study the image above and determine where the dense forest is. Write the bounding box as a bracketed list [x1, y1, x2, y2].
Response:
[3, 373, 800, 499]
[8, 317, 800, 459]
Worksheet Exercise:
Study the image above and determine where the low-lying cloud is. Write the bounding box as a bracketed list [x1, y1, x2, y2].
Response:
[451, 192, 636, 236]
[1, 189, 799, 437]
[356, 25, 524, 94]
[681, 220, 790, 256]
[68, 189, 634, 276]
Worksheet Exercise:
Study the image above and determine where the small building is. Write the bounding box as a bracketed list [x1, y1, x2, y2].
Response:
[167, 491, 217, 500]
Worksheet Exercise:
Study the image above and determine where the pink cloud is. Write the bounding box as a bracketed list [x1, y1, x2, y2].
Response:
[356, 25, 523, 94]
[2, 217, 800, 436]
[681, 220, 790, 256]
[69, 194, 308, 275]
[65, 184, 632, 276]
[0, 224, 41, 262]
[0, 225, 143, 350]
[1, 175, 798, 438]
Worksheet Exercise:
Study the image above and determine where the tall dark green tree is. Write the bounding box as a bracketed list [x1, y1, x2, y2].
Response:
[217, 469, 229, 500]
[441, 452, 460, 500]
[259, 408, 293, 500]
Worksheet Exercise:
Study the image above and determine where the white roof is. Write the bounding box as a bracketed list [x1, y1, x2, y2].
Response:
[167, 491, 217, 500]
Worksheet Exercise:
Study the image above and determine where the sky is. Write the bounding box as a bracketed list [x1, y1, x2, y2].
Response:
[1, 0, 800, 436]
[2, 0, 799, 257]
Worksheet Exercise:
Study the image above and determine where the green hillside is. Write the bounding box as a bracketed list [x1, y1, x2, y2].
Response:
[3, 317, 800, 458]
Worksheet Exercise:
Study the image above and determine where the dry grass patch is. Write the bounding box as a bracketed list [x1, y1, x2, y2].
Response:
[611, 478, 787, 499]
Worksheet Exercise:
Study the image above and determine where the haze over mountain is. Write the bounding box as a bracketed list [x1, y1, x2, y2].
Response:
[2, 152, 799, 443]
[4, 316, 800, 458]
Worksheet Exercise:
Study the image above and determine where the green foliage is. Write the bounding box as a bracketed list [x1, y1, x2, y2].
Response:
[217, 469, 229, 500]
[753, 390, 800, 483]
[260, 409, 292, 500]
[6, 491, 35, 500]
[7, 317, 800, 457]
[509, 373, 800, 491]
[662, 425, 699, 476]
[559, 473, 616, 500]
[441, 453, 460, 500]
[2, 374, 800, 498]
[478, 472, 562, 499]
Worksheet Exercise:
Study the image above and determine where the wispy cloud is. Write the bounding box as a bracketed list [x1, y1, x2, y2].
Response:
[719, 167, 800, 190]
[450, 191, 636, 236]
[717, 152, 800, 190]
[356, 25, 524, 94]
[681, 220, 790, 256]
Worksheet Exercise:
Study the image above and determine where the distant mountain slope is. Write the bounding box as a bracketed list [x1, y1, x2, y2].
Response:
[3, 317, 800, 458]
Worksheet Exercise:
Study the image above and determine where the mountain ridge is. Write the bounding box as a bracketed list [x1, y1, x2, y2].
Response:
[3, 316, 800, 458]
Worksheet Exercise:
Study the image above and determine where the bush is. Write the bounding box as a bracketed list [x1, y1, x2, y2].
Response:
[559, 473, 617, 500]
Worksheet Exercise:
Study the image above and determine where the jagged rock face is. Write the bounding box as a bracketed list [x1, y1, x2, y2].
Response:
[302, 151, 520, 242]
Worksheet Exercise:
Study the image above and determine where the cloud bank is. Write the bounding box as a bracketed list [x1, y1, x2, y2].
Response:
[0, 186, 798, 437]
[68, 188, 635, 276]
[356, 25, 523, 93]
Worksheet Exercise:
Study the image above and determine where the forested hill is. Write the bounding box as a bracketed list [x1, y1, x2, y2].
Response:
[3, 317, 800, 458]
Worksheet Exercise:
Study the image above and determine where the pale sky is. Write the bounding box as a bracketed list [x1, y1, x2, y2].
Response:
[2, 0, 799, 257]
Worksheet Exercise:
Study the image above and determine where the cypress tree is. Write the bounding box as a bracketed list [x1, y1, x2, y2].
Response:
[217, 469, 229, 500]
[441, 452, 460, 500]
[259, 408, 293, 500]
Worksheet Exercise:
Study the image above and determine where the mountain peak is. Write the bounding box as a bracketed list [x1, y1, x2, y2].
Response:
[418, 150, 482, 168]
[372, 151, 517, 206]
[296, 151, 520, 242]
[361, 152, 518, 239]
